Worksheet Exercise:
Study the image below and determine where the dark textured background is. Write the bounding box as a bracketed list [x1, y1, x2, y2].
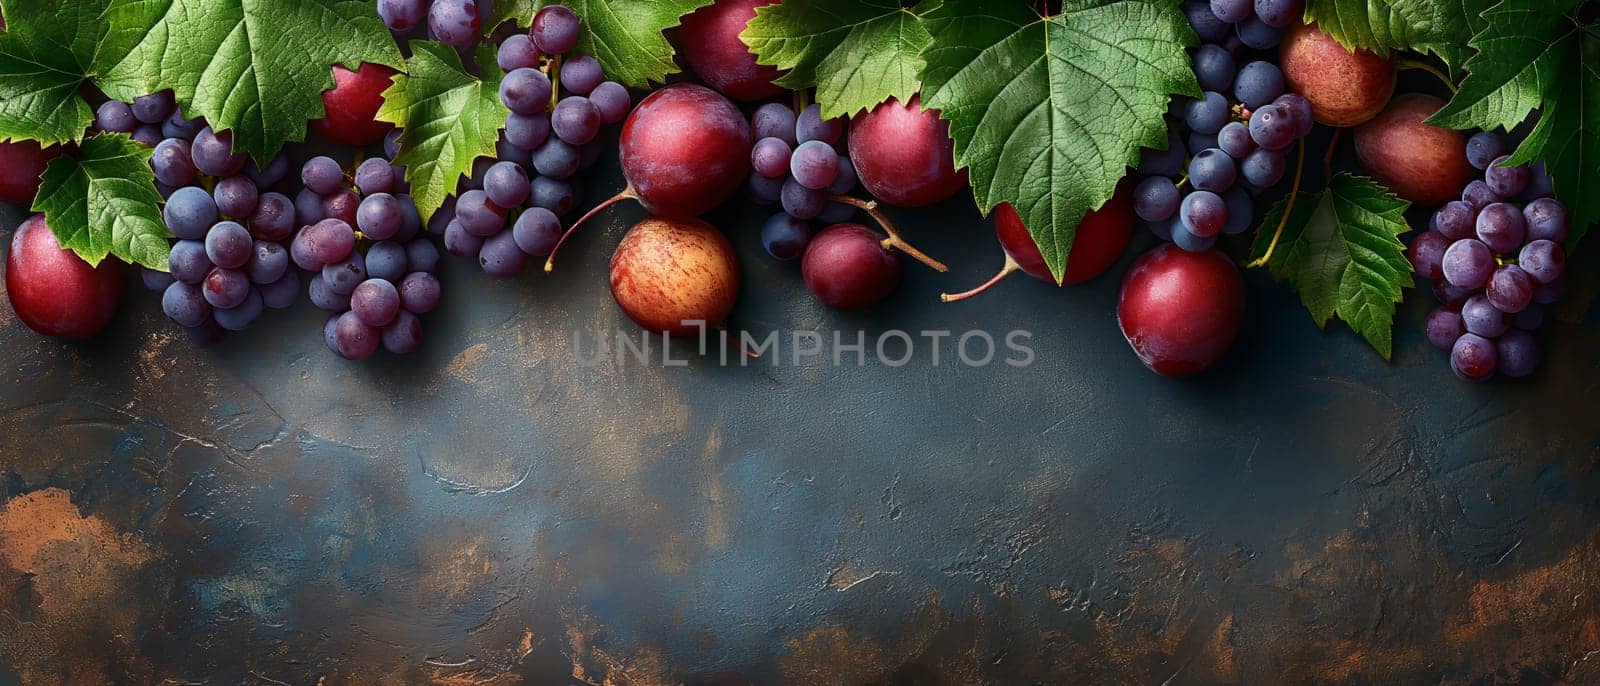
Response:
[3, 123, 1600, 684]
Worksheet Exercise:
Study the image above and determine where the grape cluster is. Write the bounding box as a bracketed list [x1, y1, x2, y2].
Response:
[116, 93, 302, 343]
[376, 0, 492, 49]
[1411, 132, 1564, 381]
[1131, 0, 1309, 251]
[431, 4, 630, 277]
[744, 102, 860, 261]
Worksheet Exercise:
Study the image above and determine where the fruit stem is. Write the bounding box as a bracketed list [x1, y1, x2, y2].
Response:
[1245, 137, 1307, 269]
[543, 187, 637, 272]
[940, 255, 1021, 303]
[829, 195, 949, 272]
[547, 55, 564, 110]
[795, 89, 811, 113]
[1397, 58, 1457, 94]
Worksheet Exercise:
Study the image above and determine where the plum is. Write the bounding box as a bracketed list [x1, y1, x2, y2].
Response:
[678, 0, 785, 101]
[309, 63, 398, 147]
[1279, 22, 1395, 127]
[1117, 245, 1244, 377]
[848, 95, 967, 208]
[609, 216, 740, 336]
[0, 139, 60, 206]
[802, 223, 902, 310]
[1354, 94, 1473, 206]
[5, 214, 122, 339]
[943, 185, 1135, 300]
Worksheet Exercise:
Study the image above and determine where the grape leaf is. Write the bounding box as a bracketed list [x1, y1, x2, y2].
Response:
[0, 0, 111, 144]
[375, 41, 507, 222]
[97, 0, 403, 160]
[918, 0, 1197, 283]
[742, 0, 942, 120]
[32, 134, 169, 270]
[1304, 0, 1491, 71]
[1249, 173, 1413, 359]
[490, 0, 535, 30]
[1426, 0, 1599, 247]
[531, 0, 714, 89]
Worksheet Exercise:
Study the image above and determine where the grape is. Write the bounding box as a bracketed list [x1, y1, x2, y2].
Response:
[1464, 132, 1504, 171]
[532, 137, 580, 179]
[1193, 45, 1236, 92]
[301, 156, 344, 194]
[1451, 333, 1497, 381]
[505, 113, 552, 150]
[350, 194, 397, 242]
[1187, 148, 1237, 193]
[355, 158, 396, 194]
[1475, 202, 1525, 254]
[162, 282, 212, 327]
[1273, 93, 1314, 138]
[551, 96, 602, 145]
[399, 272, 442, 314]
[500, 68, 552, 115]
[747, 173, 784, 205]
[323, 314, 341, 350]
[1407, 230, 1450, 279]
[1217, 121, 1256, 158]
[132, 91, 176, 124]
[163, 112, 204, 141]
[247, 240, 289, 285]
[827, 157, 859, 196]
[781, 177, 827, 220]
[1183, 2, 1230, 42]
[1512, 304, 1545, 331]
[203, 267, 250, 309]
[214, 289, 263, 331]
[1187, 131, 1219, 155]
[752, 103, 799, 145]
[1247, 103, 1294, 151]
[1138, 130, 1187, 178]
[351, 279, 401, 327]
[1171, 218, 1219, 252]
[1486, 264, 1535, 314]
[791, 140, 841, 190]
[192, 127, 245, 177]
[1518, 239, 1564, 285]
[1523, 162, 1554, 199]
[496, 140, 534, 170]
[168, 240, 211, 284]
[141, 267, 175, 292]
[1210, 0, 1252, 22]
[590, 82, 631, 124]
[1184, 91, 1229, 135]
[532, 5, 580, 55]
[1254, 0, 1302, 28]
[1233, 61, 1284, 109]
[1460, 180, 1497, 210]
[332, 311, 380, 360]
[132, 125, 162, 147]
[1433, 201, 1476, 240]
[322, 188, 360, 226]
[1240, 148, 1285, 187]
[1442, 239, 1494, 289]
[323, 253, 368, 295]
[151, 138, 197, 187]
[530, 176, 576, 215]
[444, 220, 485, 258]
[751, 137, 792, 179]
[453, 189, 503, 237]
[402, 240, 438, 275]
[395, 197, 422, 243]
[1485, 155, 1529, 198]
[296, 218, 357, 269]
[1433, 279, 1474, 306]
[309, 274, 351, 312]
[512, 207, 562, 256]
[482, 162, 531, 208]
[497, 34, 539, 71]
[213, 176, 259, 219]
[1522, 198, 1568, 243]
[1180, 190, 1227, 238]
[1492, 329, 1537, 378]
[384, 129, 403, 159]
[1222, 187, 1253, 235]
[1235, 17, 1283, 49]
[246, 153, 289, 189]
[96, 101, 136, 133]
[259, 270, 300, 309]
[379, 0, 428, 32]
[746, 213, 808, 261]
[382, 310, 424, 353]
[294, 188, 326, 225]
[1461, 294, 1509, 337]
[428, 0, 481, 49]
[560, 56, 604, 95]
[1134, 177, 1181, 222]
[479, 231, 529, 277]
[1424, 306, 1464, 350]
[164, 186, 219, 239]
[795, 104, 844, 145]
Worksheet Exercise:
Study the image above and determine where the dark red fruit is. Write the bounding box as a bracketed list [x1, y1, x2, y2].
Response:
[678, 0, 784, 102]
[1117, 245, 1244, 377]
[609, 216, 740, 336]
[5, 214, 122, 339]
[848, 95, 966, 208]
[0, 140, 61, 206]
[1354, 94, 1472, 206]
[309, 63, 398, 147]
[1279, 22, 1395, 127]
[802, 223, 902, 310]
[943, 187, 1135, 301]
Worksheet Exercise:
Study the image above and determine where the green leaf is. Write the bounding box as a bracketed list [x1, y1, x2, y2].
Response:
[1248, 173, 1413, 359]
[376, 42, 507, 223]
[1427, 0, 1599, 247]
[32, 134, 169, 270]
[0, 0, 110, 144]
[918, 0, 1197, 283]
[97, 0, 403, 160]
[490, 0, 536, 29]
[1304, 0, 1491, 71]
[532, 0, 713, 89]
[742, 0, 941, 120]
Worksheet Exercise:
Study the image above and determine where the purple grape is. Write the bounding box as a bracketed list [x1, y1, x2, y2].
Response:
[1236, 17, 1283, 49]
[214, 176, 259, 218]
[478, 231, 528, 277]
[1451, 333, 1497, 381]
[164, 186, 218, 240]
[203, 267, 250, 309]
[96, 101, 136, 133]
[1193, 44, 1235, 92]
[204, 221, 253, 269]
[1240, 147, 1285, 187]
[532, 137, 579, 179]
[379, 0, 428, 32]
[532, 5, 580, 55]
[382, 311, 424, 354]
[512, 207, 562, 256]
[1185, 91, 1230, 135]
[1210, 0, 1252, 23]
[1485, 155, 1529, 198]
[1461, 179, 1497, 210]
[1217, 121, 1255, 159]
[761, 213, 812, 261]
[1253, 0, 1302, 28]
[333, 311, 380, 360]
[141, 267, 175, 292]
[1433, 201, 1476, 241]
[399, 272, 442, 314]
[1171, 217, 1219, 252]
[1424, 306, 1464, 350]
[551, 96, 601, 145]
[309, 275, 350, 312]
[589, 81, 631, 124]
[322, 252, 368, 296]
[1233, 61, 1284, 109]
[1180, 190, 1227, 238]
[530, 176, 576, 215]
[1433, 279, 1474, 306]
[1134, 176, 1181, 222]
[168, 240, 211, 284]
[455, 189, 505, 236]
[1138, 130, 1187, 178]
[500, 68, 552, 115]
[752, 103, 798, 146]
[1183, 2, 1229, 42]
[355, 157, 396, 194]
[443, 220, 484, 258]
[1273, 93, 1313, 138]
[406, 240, 441, 274]
[301, 156, 344, 195]
[483, 161, 531, 207]
[1408, 230, 1450, 280]
[150, 138, 197, 187]
[213, 288, 262, 331]
[505, 113, 552, 150]
[1248, 103, 1295, 151]
[827, 156, 858, 195]
[497, 34, 539, 71]
[1475, 202, 1525, 254]
[131, 125, 162, 146]
[1187, 131, 1219, 155]
[294, 187, 326, 225]
[1464, 132, 1505, 171]
[294, 218, 357, 270]
[428, 0, 481, 50]
[1460, 294, 1509, 337]
[780, 177, 826, 219]
[163, 112, 204, 141]
[245, 153, 289, 188]
[1495, 329, 1539, 378]
[132, 91, 176, 124]
[795, 104, 843, 145]
[1485, 265, 1533, 314]
[1187, 148, 1237, 192]
[246, 240, 289, 284]
[1522, 197, 1568, 242]
[790, 140, 840, 190]
[1441, 239, 1493, 289]
[1518, 239, 1564, 284]
[1523, 162, 1554, 199]
[192, 126, 245, 177]
[162, 281, 211, 327]
[351, 278, 401, 327]
[751, 137, 792, 179]
[561, 55, 604, 95]
[259, 270, 300, 309]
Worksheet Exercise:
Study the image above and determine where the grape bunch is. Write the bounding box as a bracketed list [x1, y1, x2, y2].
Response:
[116, 93, 302, 343]
[744, 102, 861, 261]
[1131, 0, 1310, 251]
[291, 155, 443, 359]
[376, 0, 493, 49]
[431, 4, 630, 277]
[1410, 132, 1565, 381]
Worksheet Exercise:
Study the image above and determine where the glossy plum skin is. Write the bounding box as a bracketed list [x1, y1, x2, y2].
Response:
[1280, 22, 1395, 127]
[998, 183, 1136, 285]
[1354, 94, 1472, 206]
[848, 95, 967, 208]
[309, 63, 398, 147]
[1117, 245, 1244, 377]
[6, 214, 122, 339]
[802, 223, 901, 309]
[0, 140, 60, 205]
[678, 0, 784, 102]
[620, 84, 753, 218]
[609, 216, 740, 336]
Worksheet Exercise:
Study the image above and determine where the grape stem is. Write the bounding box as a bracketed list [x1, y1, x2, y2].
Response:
[547, 55, 564, 111]
[828, 195, 949, 272]
[1245, 137, 1308, 269]
[940, 255, 1020, 303]
[1397, 58, 1457, 94]
[543, 187, 637, 272]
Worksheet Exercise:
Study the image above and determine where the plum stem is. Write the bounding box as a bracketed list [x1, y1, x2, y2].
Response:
[543, 187, 636, 272]
[940, 254, 1021, 303]
[1397, 58, 1457, 94]
[1246, 137, 1308, 269]
[829, 195, 949, 272]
